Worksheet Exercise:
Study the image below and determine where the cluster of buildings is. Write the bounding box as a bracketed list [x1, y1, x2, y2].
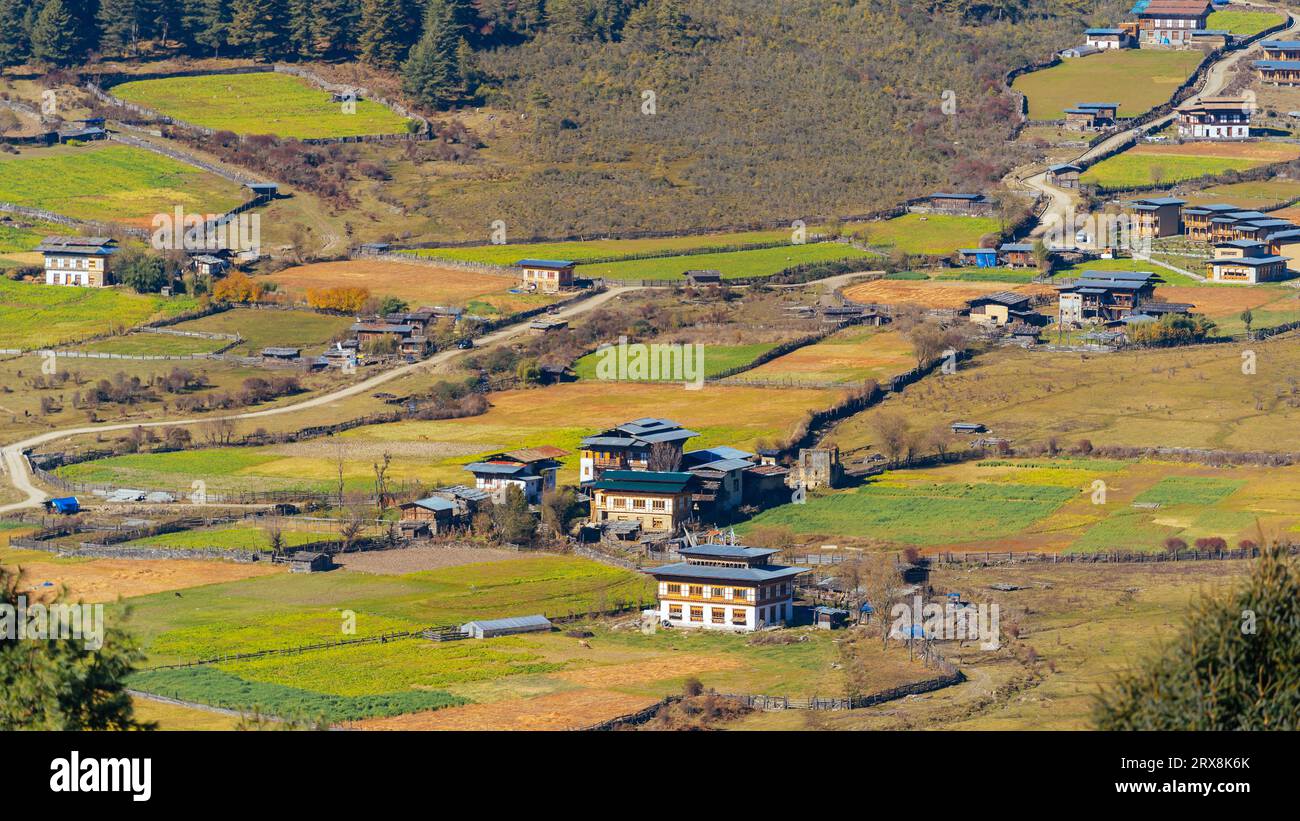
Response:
[1056, 269, 1192, 326]
[1254, 40, 1300, 85]
[1123, 196, 1299, 283]
[1072, 1, 1225, 56]
[956, 243, 1036, 269]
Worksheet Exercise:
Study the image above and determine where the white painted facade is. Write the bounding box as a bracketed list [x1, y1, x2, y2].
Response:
[1177, 122, 1249, 140]
[656, 581, 794, 633]
[44, 254, 107, 287]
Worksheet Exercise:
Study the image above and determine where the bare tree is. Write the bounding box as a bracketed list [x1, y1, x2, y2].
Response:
[647, 441, 682, 472]
[339, 509, 366, 553]
[265, 521, 285, 556]
[861, 553, 905, 649]
[871, 411, 912, 465]
[372, 451, 392, 514]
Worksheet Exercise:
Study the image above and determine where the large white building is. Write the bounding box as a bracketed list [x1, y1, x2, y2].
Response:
[37, 236, 118, 287]
[1176, 98, 1251, 141]
[648, 544, 807, 632]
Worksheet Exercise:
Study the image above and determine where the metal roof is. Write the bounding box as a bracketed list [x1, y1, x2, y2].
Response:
[464, 461, 528, 475]
[1210, 256, 1287, 265]
[592, 471, 696, 493]
[679, 544, 780, 559]
[688, 457, 754, 473]
[515, 259, 574, 268]
[647, 562, 808, 583]
[685, 445, 755, 463]
[406, 496, 457, 512]
[461, 614, 552, 631]
[929, 192, 986, 200]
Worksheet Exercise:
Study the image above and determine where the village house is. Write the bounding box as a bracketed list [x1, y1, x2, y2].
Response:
[1208, 212, 1296, 244]
[578, 418, 699, 483]
[923, 192, 996, 216]
[463, 446, 568, 505]
[998, 243, 1036, 267]
[967, 292, 1043, 327]
[1181, 202, 1243, 240]
[1135, 0, 1212, 48]
[398, 495, 460, 535]
[37, 236, 117, 287]
[1047, 163, 1082, 189]
[188, 252, 230, 278]
[1256, 41, 1300, 84]
[589, 470, 699, 535]
[957, 248, 997, 268]
[1176, 97, 1251, 140]
[1123, 196, 1185, 238]
[1057, 270, 1162, 324]
[260, 347, 301, 363]
[1263, 227, 1300, 270]
[516, 259, 576, 293]
[743, 462, 792, 506]
[1189, 29, 1231, 49]
[648, 543, 808, 632]
[1085, 28, 1134, 49]
[399, 336, 430, 358]
[1065, 102, 1120, 130]
[350, 322, 414, 349]
[682, 446, 757, 514]
[288, 551, 334, 573]
[1207, 246, 1289, 283]
[384, 307, 438, 335]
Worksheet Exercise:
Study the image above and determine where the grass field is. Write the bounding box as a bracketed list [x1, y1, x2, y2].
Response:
[741, 458, 1285, 554]
[403, 229, 801, 265]
[1081, 142, 1300, 189]
[573, 342, 778, 381]
[842, 278, 1051, 309]
[0, 219, 72, 254]
[733, 327, 915, 385]
[1206, 9, 1285, 35]
[0, 143, 246, 226]
[1012, 49, 1204, 120]
[57, 380, 846, 491]
[577, 243, 875, 281]
[0, 278, 199, 349]
[156, 307, 354, 355]
[861, 213, 1003, 255]
[110, 73, 412, 139]
[263, 259, 551, 316]
[126, 525, 343, 552]
[1178, 177, 1300, 210]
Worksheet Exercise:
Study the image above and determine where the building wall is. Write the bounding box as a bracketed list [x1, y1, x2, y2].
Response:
[520, 266, 574, 293]
[1270, 240, 1300, 271]
[44, 253, 108, 287]
[656, 580, 794, 632]
[591, 489, 686, 532]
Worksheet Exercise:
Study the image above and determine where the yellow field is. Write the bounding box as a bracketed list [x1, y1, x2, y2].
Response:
[735, 327, 915, 384]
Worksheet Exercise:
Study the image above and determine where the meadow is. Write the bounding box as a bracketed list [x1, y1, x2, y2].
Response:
[57, 381, 847, 491]
[158, 307, 354, 355]
[572, 342, 778, 381]
[1081, 142, 1300, 190]
[402, 228, 800, 265]
[577, 243, 875, 281]
[0, 278, 199, 349]
[733, 327, 916, 385]
[1178, 177, 1300, 211]
[0, 143, 246, 226]
[861, 213, 1002, 255]
[125, 525, 343, 552]
[1012, 49, 1203, 120]
[110, 72, 412, 139]
[1206, 9, 1286, 35]
[71, 333, 228, 357]
[741, 459, 1282, 554]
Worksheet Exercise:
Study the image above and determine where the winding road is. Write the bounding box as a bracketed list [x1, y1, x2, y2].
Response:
[1020, 11, 1299, 244]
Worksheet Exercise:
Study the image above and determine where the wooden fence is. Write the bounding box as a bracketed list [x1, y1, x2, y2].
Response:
[932, 546, 1292, 566]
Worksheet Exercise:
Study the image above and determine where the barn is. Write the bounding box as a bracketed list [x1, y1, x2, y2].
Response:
[287, 551, 334, 573]
[460, 614, 553, 639]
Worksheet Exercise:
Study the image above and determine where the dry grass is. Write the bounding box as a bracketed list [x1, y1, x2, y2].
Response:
[335, 545, 528, 575]
[351, 688, 660, 730]
[0, 549, 282, 603]
[842, 279, 1050, 309]
[264, 259, 540, 312]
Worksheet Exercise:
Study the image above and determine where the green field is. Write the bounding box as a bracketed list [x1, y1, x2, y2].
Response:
[0, 278, 200, 349]
[572, 342, 777, 381]
[1081, 152, 1263, 189]
[0, 143, 246, 224]
[1206, 9, 1285, 35]
[578, 243, 875, 281]
[862, 213, 1003, 255]
[74, 333, 229, 356]
[403, 229, 800, 265]
[0, 219, 72, 254]
[1012, 49, 1203, 120]
[111, 73, 412, 139]
[161, 308, 354, 354]
[127, 526, 340, 552]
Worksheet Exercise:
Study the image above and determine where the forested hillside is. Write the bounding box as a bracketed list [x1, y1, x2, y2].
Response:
[0, 0, 1132, 236]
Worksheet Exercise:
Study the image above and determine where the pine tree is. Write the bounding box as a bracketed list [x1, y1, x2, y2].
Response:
[285, 0, 314, 57]
[226, 0, 287, 58]
[0, 0, 30, 67]
[310, 0, 362, 58]
[359, 0, 413, 69]
[184, 0, 230, 56]
[97, 0, 145, 56]
[402, 0, 461, 110]
[29, 0, 78, 67]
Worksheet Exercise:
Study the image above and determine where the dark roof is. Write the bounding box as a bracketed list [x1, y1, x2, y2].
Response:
[1183, 203, 1243, 214]
[464, 461, 528, 476]
[648, 561, 808, 583]
[929, 192, 987, 201]
[36, 236, 117, 254]
[1210, 255, 1287, 266]
[1261, 40, 1300, 49]
[969, 291, 1031, 307]
[350, 323, 413, 333]
[591, 470, 696, 494]
[1048, 163, 1082, 173]
[998, 243, 1034, 252]
[1254, 60, 1300, 70]
[516, 259, 574, 269]
[404, 496, 457, 512]
[1076, 102, 1120, 109]
[260, 347, 301, 357]
[1085, 28, 1125, 35]
[678, 544, 780, 560]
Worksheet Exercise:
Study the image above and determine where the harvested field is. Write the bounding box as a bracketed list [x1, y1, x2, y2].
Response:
[735, 327, 915, 385]
[553, 653, 744, 688]
[266, 440, 494, 461]
[335, 545, 527, 575]
[842, 279, 1049, 309]
[264, 260, 546, 314]
[351, 688, 660, 731]
[0, 552, 281, 603]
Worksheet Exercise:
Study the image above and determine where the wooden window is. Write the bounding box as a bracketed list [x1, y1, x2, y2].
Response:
[711, 609, 724, 624]
[689, 585, 703, 597]
[631, 498, 645, 509]
[651, 499, 666, 511]
[731, 609, 747, 624]
[668, 604, 682, 619]
[690, 606, 703, 622]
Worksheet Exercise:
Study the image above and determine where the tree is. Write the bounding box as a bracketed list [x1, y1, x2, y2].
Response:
[491, 484, 535, 545]
[0, 567, 154, 730]
[212, 270, 264, 303]
[402, 0, 461, 110]
[114, 247, 169, 293]
[377, 295, 408, 316]
[187, 0, 231, 56]
[97, 0, 146, 55]
[1241, 307, 1254, 337]
[0, 0, 31, 66]
[359, 0, 415, 68]
[540, 486, 581, 538]
[647, 440, 682, 471]
[861, 553, 904, 649]
[226, 0, 287, 58]
[1095, 541, 1300, 729]
[30, 0, 78, 67]
[871, 410, 911, 465]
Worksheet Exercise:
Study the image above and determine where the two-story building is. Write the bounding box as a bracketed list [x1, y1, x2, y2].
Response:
[648, 543, 808, 632]
[463, 446, 568, 505]
[38, 236, 118, 287]
[1057, 270, 1162, 324]
[1065, 102, 1120, 130]
[1123, 196, 1186, 237]
[1255, 41, 1300, 85]
[1207, 240, 1289, 283]
[1181, 202, 1243, 240]
[588, 470, 698, 535]
[578, 418, 699, 483]
[516, 259, 576, 293]
[1135, 0, 1212, 48]
[1085, 28, 1134, 49]
[1176, 97, 1251, 140]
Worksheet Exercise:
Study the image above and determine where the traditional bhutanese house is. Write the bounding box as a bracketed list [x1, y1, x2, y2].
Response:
[399, 495, 457, 534]
[463, 446, 568, 505]
[1264, 228, 1300, 269]
[351, 322, 414, 346]
[1189, 29, 1231, 49]
[1207, 254, 1289, 283]
[1180, 202, 1241, 240]
[683, 446, 757, 513]
[399, 336, 430, 358]
[1057, 270, 1162, 323]
[814, 606, 852, 630]
[685, 269, 723, 286]
[385, 307, 437, 335]
[925, 192, 995, 216]
[1047, 163, 1082, 189]
[189, 253, 230, 278]
[516, 259, 575, 293]
[1135, 0, 1212, 47]
[1214, 214, 1295, 243]
[789, 446, 843, 490]
[1123, 196, 1185, 237]
[1262, 40, 1300, 60]
[1085, 28, 1133, 49]
[967, 292, 1042, 327]
[957, 248, 997, 268]
[38, 236, 117, 287]
[260, 347, 301, 362]
[1214, 238, 1269, 259]
[648, 543, 808, 632]
[743, 463, 791, 506]
[1065, 102, 1120, 130]
[589, 470, 699, 534]
[998, 243, 1036, 267]
[579, 418, 699, 483]
[1176, 97, 1251, 140]
[57, 125, 106, 143]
